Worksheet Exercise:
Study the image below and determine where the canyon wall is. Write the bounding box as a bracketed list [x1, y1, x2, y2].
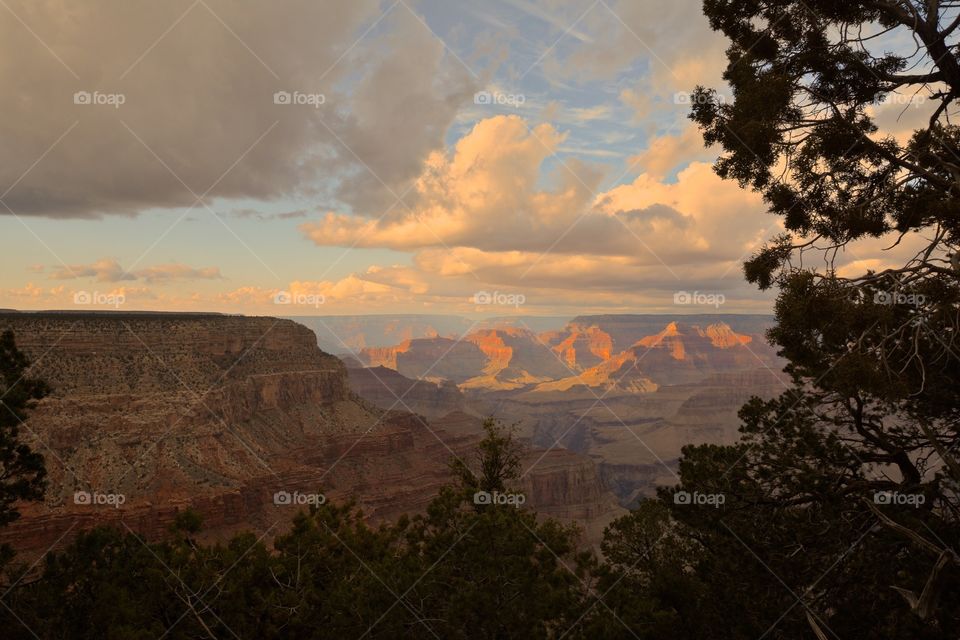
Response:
[0, 312, 622, 554]
[346, 364, 468, 418]
[337, 314, 786, 508]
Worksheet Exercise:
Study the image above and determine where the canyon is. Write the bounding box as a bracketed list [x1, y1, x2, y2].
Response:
[334, 314, 788, 506]
[0, 312, 623, 556]
[293, 314, 567, 355]
[0, 310, 789, 558]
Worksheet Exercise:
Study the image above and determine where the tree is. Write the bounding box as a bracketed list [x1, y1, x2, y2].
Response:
[0, 330, 48, 528]
[0, 417, 594, 639]
[662, 0, 960, 634]
[413, 417, 590, 639]
[581, 501, 717, 639]
[450, 417, 523, 502]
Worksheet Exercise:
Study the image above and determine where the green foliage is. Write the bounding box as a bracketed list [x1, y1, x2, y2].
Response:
[633, 1, 960, 636]
[0, 415, 592, 639]
[170, 508, 203, 535]
[451, 417, 523, 504]
[691, 0, 960, 289]
[0, 330, 48, 528]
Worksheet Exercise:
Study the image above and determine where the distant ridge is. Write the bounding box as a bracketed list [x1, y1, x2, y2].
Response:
[289, 313, 774, 352]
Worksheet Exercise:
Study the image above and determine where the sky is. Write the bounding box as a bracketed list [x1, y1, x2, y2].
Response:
[0, 0, 930, 317]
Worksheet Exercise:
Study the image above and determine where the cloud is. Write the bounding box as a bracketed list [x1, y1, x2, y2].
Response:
[48, 259, 222, 283]
[227, 208, 309, 221]
[49, 259, 135, 282]
[0, 0, 478, 218]
[500, 0, 594, 43]
[4, 283, 62, 301]
[291, 113, 781, 312]
[532, 1, 729, 132]
[628, 125, 718, 179]
[328, 8, 481, 214]
[547, 1, 726, 82]
[7, 106, 781, 315]
[262, 255, 773, 314]
[215, 275, 408, 312]
[301, 115, 767, 264]
[302, 115, 575, 251]
[566, 105, 613, 122]
[133, 264, 223, 283]
[2, 282, 153, 305]
[0, 2, 793, 316]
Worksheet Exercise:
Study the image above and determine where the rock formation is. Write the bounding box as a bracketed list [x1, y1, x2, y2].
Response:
[345, 363, 467, 418]
[308, 313, 787, 508]
[0, 312, 623, 555]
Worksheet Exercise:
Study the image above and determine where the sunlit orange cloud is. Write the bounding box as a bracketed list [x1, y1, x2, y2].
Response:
[627, 125, 718, 179]
[300, 115, 773, 265]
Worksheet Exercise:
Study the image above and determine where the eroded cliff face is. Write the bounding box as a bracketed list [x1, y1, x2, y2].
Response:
[0, 313, 621, 553]
[345, 364, 467, 418]
[360, 339, 412, 370]
[547, 325, 613, 369]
